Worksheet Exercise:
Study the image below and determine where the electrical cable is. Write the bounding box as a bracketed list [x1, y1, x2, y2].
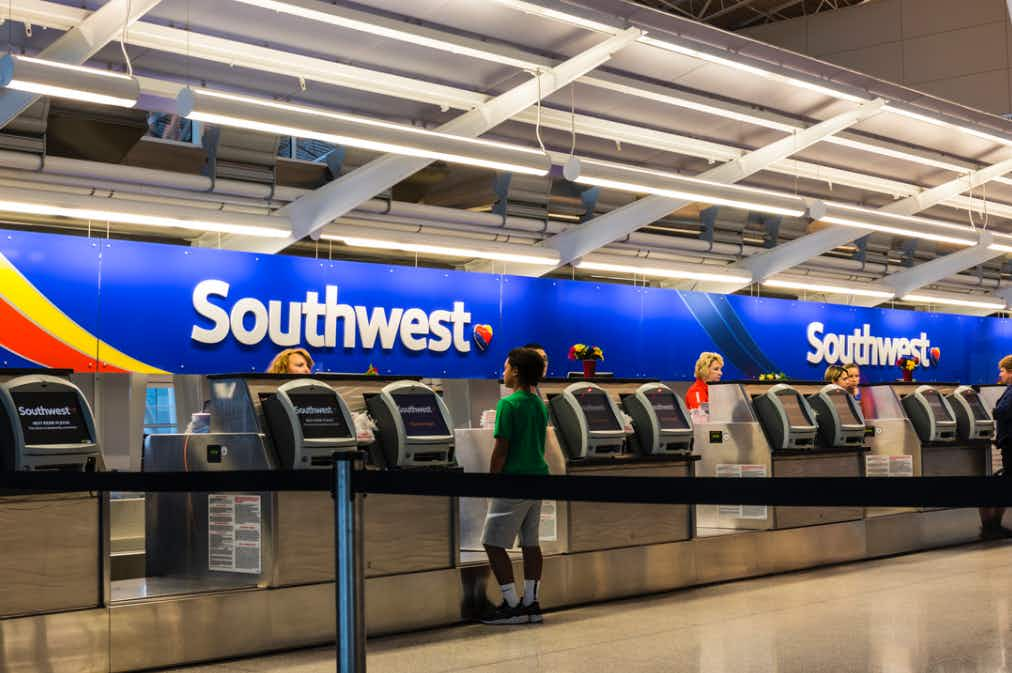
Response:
[120, 0, 133, 77]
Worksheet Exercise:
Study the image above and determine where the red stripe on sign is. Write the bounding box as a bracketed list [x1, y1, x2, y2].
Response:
[0, 297, 126, 373]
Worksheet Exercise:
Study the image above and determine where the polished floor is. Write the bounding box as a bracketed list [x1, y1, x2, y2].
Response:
[161, 540, 1012, 673]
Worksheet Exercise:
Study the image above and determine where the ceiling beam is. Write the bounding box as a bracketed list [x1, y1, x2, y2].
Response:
[536, 98, 885, 275]
[0, 0, 162, 129]
[736, 154, 1012, 285]
[216, 27, 641, 253]
[872, 232, 1003, 301]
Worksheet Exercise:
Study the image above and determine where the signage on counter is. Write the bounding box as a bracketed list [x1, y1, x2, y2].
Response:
[208, 494, 262, 575]
[865, 455, 914, 477]
[716, 463, 768, 520]
[0, 227, 1003, 382]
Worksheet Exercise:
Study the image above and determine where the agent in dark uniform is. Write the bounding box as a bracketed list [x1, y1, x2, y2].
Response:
[980, 354, 1012, 539]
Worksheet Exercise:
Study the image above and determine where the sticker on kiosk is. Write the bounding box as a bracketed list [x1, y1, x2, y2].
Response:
[715, 464, 768, 520]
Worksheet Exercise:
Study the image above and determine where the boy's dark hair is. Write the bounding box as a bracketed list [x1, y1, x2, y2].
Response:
[523, 342, 545, 351]
[508, 347, 545, 387]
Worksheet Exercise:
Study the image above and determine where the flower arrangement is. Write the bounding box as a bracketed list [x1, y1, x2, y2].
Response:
[364, 363, 379, 376]
[568, 343, 604, 361]
[896, 355, 919, 382]
[759, 372, 786, 381]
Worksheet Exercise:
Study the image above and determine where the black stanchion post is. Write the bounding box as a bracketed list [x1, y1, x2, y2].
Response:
[334, 453, 366, 673]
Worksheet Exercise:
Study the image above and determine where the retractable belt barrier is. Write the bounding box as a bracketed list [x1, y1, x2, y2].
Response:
[5, 459, 1012, 673]
[1, 467, 1011, 508]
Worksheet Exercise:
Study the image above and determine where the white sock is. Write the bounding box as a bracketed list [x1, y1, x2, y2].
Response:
[523, 579, 540, 606]
[501, 583, 520, 608]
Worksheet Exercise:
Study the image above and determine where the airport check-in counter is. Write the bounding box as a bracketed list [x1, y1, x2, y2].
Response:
[895, 383, 990, 478]
[695, 381, 866, 533]
[0, 369, 105, 620]
[547, 379, 698, 554]
[141, 374, 457, 602]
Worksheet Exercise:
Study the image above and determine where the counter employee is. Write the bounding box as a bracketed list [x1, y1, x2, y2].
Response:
[686, 352, 724, 410]
[481, 347, 549, 626]
[844, 363, 861, 399]
[980, 354, 1012, 539]
[824, 365, 848, 388]
[267, 348, 313, 374]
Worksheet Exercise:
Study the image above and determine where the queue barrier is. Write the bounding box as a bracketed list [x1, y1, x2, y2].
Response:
[4, 456, 1012, 673]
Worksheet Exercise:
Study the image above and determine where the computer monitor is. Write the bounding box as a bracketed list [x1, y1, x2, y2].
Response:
[10, 390, 92, 446]
[573, 389, 621, 432]
[392, 392, 451, 437]
[644, 388, 689, 431]
[778, 391, 812, 427]
[922, 389, 953, 423]
[827, 390, 863, 427]
[287, 392, 352, 440]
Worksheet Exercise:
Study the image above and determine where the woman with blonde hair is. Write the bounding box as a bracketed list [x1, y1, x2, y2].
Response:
[267, 348, 314, 375]
[686, 351, 724, 410]
[824, 364, 848, 388]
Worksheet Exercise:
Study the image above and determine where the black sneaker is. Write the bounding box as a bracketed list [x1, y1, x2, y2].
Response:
[525, 601, 543, 624]
[480, 601, 526, 625]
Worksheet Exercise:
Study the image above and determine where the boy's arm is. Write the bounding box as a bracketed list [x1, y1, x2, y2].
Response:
[489, 437, 509, 473]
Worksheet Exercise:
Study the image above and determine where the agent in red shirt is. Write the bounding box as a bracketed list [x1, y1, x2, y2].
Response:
[686, 352, 724, 410]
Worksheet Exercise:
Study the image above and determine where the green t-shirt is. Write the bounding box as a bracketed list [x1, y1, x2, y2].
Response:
[494, 390, 550, 475]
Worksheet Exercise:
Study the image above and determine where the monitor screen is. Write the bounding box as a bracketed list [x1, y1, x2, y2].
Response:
[10, 390, 92, 445]
[287, 392, 352, 439]
[391, 392, 450, 437]
[778, 392, 812, 427]
[644, 388, 689, 430]
[922, 390, 952, 422]
[960, 390, 990, 422]
[827, 391, 862, 426]
[574, 388, 621, 431]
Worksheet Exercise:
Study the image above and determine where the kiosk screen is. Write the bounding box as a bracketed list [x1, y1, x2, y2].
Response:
[392, 393, 450, 437]
[828, 391, 862, 426]
[10, 390, 91, 445]
[778, 392, 812, 427]
[645, 389, 688, 430]
[575, 389, 621, 431]
[961, 391, 990, 421]
[288, 392, 351, 439]
[923, 391, 952, 422]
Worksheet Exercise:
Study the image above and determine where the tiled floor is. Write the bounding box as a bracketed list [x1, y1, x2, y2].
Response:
[159, 540, 1012, 673]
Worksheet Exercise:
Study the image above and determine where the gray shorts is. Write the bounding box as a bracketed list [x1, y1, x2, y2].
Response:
[481, 498, 542, 549]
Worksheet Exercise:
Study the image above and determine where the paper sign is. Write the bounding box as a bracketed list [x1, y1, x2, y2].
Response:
[716, 463, 768, 519]
[208, 494, 262, 574]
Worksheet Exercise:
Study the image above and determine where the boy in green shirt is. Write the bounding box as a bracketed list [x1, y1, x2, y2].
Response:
[481, 347, 550, 625]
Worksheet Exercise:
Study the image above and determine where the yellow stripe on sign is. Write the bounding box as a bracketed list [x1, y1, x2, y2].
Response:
[0, 253, 168, 374]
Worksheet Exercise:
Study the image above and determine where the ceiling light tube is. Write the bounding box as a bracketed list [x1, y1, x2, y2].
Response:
[0, 53, 139, 107]
[988, 243, 1012, 254]
[568, 158, 808, 217]
[321, 226, 560, 265]
[0, 186, 290, 238]
[574, 256, 753, 285]
[821, 202, 979, 247]
[230, 0, 539, 70]
[901, 292, 1006, 311]
[762, 277, 895, 299]
[178, 87, 550, 176]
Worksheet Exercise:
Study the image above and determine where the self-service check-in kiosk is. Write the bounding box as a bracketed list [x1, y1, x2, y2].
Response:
[549, 381, 627, 460]
[902, 385, 958, 443]
[260, 378, 358, 468]
[753, 383, 819, 450]
[0, 369, 104, 623]
[621, 382, 694, 454]
[0, 373, 101, 471]
[947, 386, 995, 441]
[807, 384, 866, 448]
[366, 380, 455, 467]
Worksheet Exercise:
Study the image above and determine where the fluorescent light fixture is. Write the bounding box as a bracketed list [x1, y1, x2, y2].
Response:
[321, 226, 560, 265]
[568, 158, 807, 217]
[821, 202, 979, 247]
[0, 53, 139, 107]
[178, 87, 550, 176]
[988, 243, 1012, 254]
[0, 187, 289, 238]
[763, 277, 895, 299]
[574, 257, 753, 284]
[901, 292, 1006, 311]
[230, 0, 539, 70]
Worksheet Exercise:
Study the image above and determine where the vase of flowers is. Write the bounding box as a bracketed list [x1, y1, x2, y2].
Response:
[759, 372, 787, 381]
[569, 343, 604, 377]
[896, 355, 919, 382]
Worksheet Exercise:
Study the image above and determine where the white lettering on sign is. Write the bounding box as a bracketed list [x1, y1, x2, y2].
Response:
[18, 405, 72, 416]
[400, 405, 435, 415]
[294, 406, 333, 415]
[190, 281, 472, 353]
[806, 322, 932, 367]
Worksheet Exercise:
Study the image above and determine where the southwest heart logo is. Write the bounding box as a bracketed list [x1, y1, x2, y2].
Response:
[472, 324, 493, 351]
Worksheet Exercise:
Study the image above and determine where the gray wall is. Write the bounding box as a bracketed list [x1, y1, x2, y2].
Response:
[741, 0, 1012, 116]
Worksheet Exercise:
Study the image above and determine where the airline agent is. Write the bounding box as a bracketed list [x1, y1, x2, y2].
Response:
[686, 352, 724, 410]
[267, 348, 313, 374]
[980, 355, 1012, 539]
